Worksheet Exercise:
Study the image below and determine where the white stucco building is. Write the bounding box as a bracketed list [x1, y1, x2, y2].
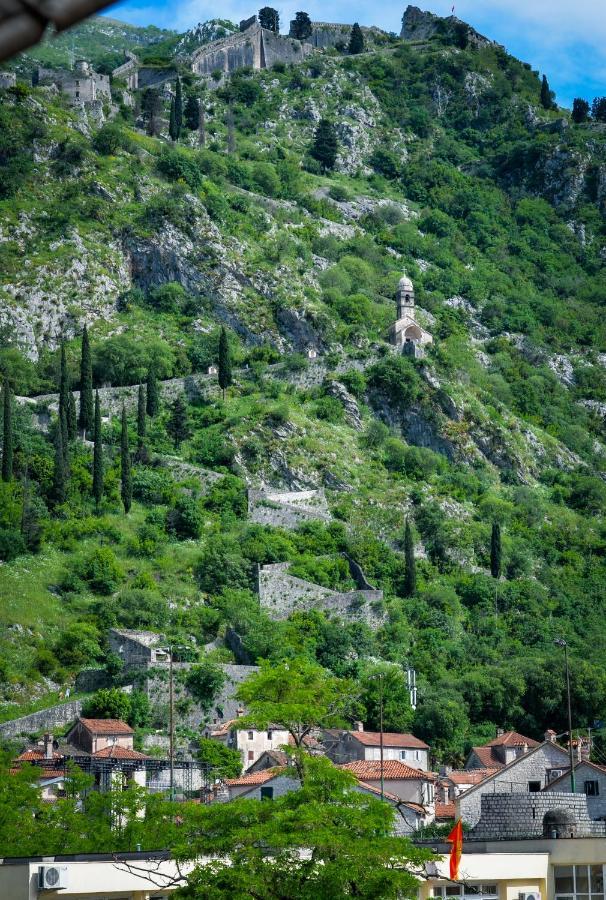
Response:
[389, 275, 433, 357]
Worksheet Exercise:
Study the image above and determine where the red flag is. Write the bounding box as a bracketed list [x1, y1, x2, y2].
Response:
[446, 819, 463, 880]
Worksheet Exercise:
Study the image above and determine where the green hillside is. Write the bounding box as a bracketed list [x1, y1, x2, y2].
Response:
[0, 17, 605, 763]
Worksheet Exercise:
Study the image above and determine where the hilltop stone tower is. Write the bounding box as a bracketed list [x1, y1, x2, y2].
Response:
[389, 274, 432, 358]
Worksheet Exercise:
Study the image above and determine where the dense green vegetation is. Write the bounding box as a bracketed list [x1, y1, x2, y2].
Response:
[0, 16, 605, 767]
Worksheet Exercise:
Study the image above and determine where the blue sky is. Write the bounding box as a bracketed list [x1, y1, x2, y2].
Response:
[106, 0, 605, 107]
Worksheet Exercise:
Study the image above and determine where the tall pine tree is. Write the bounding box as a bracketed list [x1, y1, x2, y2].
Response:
[136, 383, 148, 463]
[92, 391, 103, 510]
[490, 522, 502, 579]
[218, 326, 232, 401]
[146, 366, 159, 417]
[290, 12, 312, 39]
[403, 518, 416, 597]
[310, 119, 338, 172]
[1, 377, 13, 483]
[348, 23, 364, 54]
[52, 425, 67, 507]
[167, 395, 190, 448]
[540, 75, 554, 110]
[58, 343, 69, 456]
[79, 325, 93, 436]
[120, 405, 132, 514]
[175, 77, 183, 133]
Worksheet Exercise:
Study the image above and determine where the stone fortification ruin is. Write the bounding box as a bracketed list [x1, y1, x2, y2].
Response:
[258, 561, 385, 628]
[34, 60, 110, 105]
[389, 274, 432, 358]
[191, 18, 312, 78]
[248, 488, 331, 528]
[400, 5, 502, 50]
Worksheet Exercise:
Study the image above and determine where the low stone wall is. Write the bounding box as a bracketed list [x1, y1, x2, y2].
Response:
[0, 700, 83, 739]
[258, 562, 384, 628]
[248, 488, 331, 529]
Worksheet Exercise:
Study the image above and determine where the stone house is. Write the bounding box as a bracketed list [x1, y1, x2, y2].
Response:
[339, 760, 435, 809]
[66, 718, 135, 755]
[456, 739, 571, 827]
[108, 628, 168, 671]
[465, 728, 541, 769]
[544, 760, 606, 820]
[0, 72, 16, 88]
[323, 725, 429, 770]
[203, 719, 291, 770]
[34, 60, 110, 105]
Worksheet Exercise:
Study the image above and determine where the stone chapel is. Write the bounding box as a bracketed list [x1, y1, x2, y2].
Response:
[389, 275, 433, 357]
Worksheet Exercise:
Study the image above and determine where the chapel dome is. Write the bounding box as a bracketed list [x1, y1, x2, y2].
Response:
[398, 275, 414, 292]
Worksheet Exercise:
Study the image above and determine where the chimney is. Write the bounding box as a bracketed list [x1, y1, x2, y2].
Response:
[496, 727, 504, 738]
[355, 721, 364, 732]
[236, 707, 245, 718]
[44, 733, 54, 760]
[545, 729, 557, 743]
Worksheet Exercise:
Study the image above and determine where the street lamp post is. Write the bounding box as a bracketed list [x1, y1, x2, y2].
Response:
[555, 638, 576, 793]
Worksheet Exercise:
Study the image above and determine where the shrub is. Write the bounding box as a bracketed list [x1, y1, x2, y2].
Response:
[82, 687, 131, 721]
[184, 660, 226, 711]
[0, 527, 26, 561]
[203, 475, 247, 517]
[147, 282, 188, 313]
[92, 123, 132, 155]
[54, 622, 102, 668]
[314, 396, 344, 423]
[190, 427, 235, 468]
[166, 494, 204, 539]
[196, 534, 251, 593]
[157, 148, 202, 189]
[384, 440, 447, 480]
[79, 547, 124, 595]
[132, 468, 176, 505]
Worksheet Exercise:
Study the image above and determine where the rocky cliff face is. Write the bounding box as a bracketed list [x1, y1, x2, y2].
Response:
[400, 4, 500, 49]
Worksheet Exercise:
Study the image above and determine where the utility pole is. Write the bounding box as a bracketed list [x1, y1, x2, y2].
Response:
[555, 638, 576, 793]
[169, 645, 175, 801]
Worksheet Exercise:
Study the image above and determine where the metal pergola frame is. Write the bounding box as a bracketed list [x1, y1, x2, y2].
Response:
[0, 0, 116, 63]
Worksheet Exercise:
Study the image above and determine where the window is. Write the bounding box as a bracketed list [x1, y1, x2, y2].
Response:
[528, 781, 541, 792]
[432, 886, 498, 899]
[585, 780, 600, 796]
[399, 750, 407, 761]
[555, 865, 605, 900]
[260, 786, 274, 801]
[247, 731, 254, 740]
[267, 730, 273, 740]
[248, 750, 254, 761]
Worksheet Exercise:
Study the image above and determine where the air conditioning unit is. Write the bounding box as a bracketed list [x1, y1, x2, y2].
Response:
[38, 865, 68, 890]
[519, 893, 540, 900]
[548, 769, 564, 781]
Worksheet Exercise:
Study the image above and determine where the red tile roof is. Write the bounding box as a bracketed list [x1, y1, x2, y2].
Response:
[92, 746, 149, 760]
[16, 749, 62, 762]
[340, 760, 434, 781]
[226, 767, 285, 787]
[485, 731, 539, 748]
[447, 769, 498, 785]
[77, 718, 134, 735]
[349, 731, 429, 749]
[468, 746, 507, 769]
[435, 802, 456, 820]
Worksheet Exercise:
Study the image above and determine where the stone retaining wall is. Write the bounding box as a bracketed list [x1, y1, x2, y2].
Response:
[0, 700, 83, 739]
[248, 488, 331, 528]
[470, 792, 606, 840]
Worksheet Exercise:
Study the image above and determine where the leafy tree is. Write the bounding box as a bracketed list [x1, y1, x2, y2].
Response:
[54, 622, 102, 668]
[79, 546, 124, 595]
[236, 659, 359, 779]
[169, 97, 179, 142]
[78, 325, 93, 435]
[167, 395, 190, 447]
[174, 756, 432, 897]
[175, 77, 183, 134]
[310, 118, 338, 172]
[92, 390, 103, 509]
[146, 366, 160, 417]
[540, 74, 554, 110]
[120, 404, 132, 514]
[197, 737, 242, 779]
[185, 661, 226, 712]
[348, 23, 364, 54]
[92, 123, 131, 155]
[360, 663, 414, 733]
[82, 687, 131, 722]
[1, 377, 12, 482]
[258, 6, 280, 32]
[184, 95, 200, 130]
[136, 383, 148, 462]
[592, 97, 606, 122]
[490, 521, 502, 579]
[290, 11, 312, 40]
[166, 494, 203, 539]
[403, 517, 416, 597]
[572, 98, 590, 124]
[218, 326, 232, 400]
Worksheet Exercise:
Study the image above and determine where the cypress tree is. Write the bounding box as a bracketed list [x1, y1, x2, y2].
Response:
[218, 326, 232, 401]
[120, 404, 132, 514]
[136, 383, 148, 462]
[66, 389, 77, 442]
[58, 343, 69, 453]
[540, 74, 553, 110]
[184, 94, 200, 130]
[1, 377, 13, 483]
[167, 395, 190, 448]
[490, 521, 502, 579]
[146, 366, 159, 417]
[52, 425, 67, 506]
[175, 77, 183, 133]
[310, 119, 338, 172]
[403, 518, 416, 597]
[169, 97, 178, 142]
[348, 23, 364, 54]
[92, 391, 103, 510]
[79, 325, 93, 435]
